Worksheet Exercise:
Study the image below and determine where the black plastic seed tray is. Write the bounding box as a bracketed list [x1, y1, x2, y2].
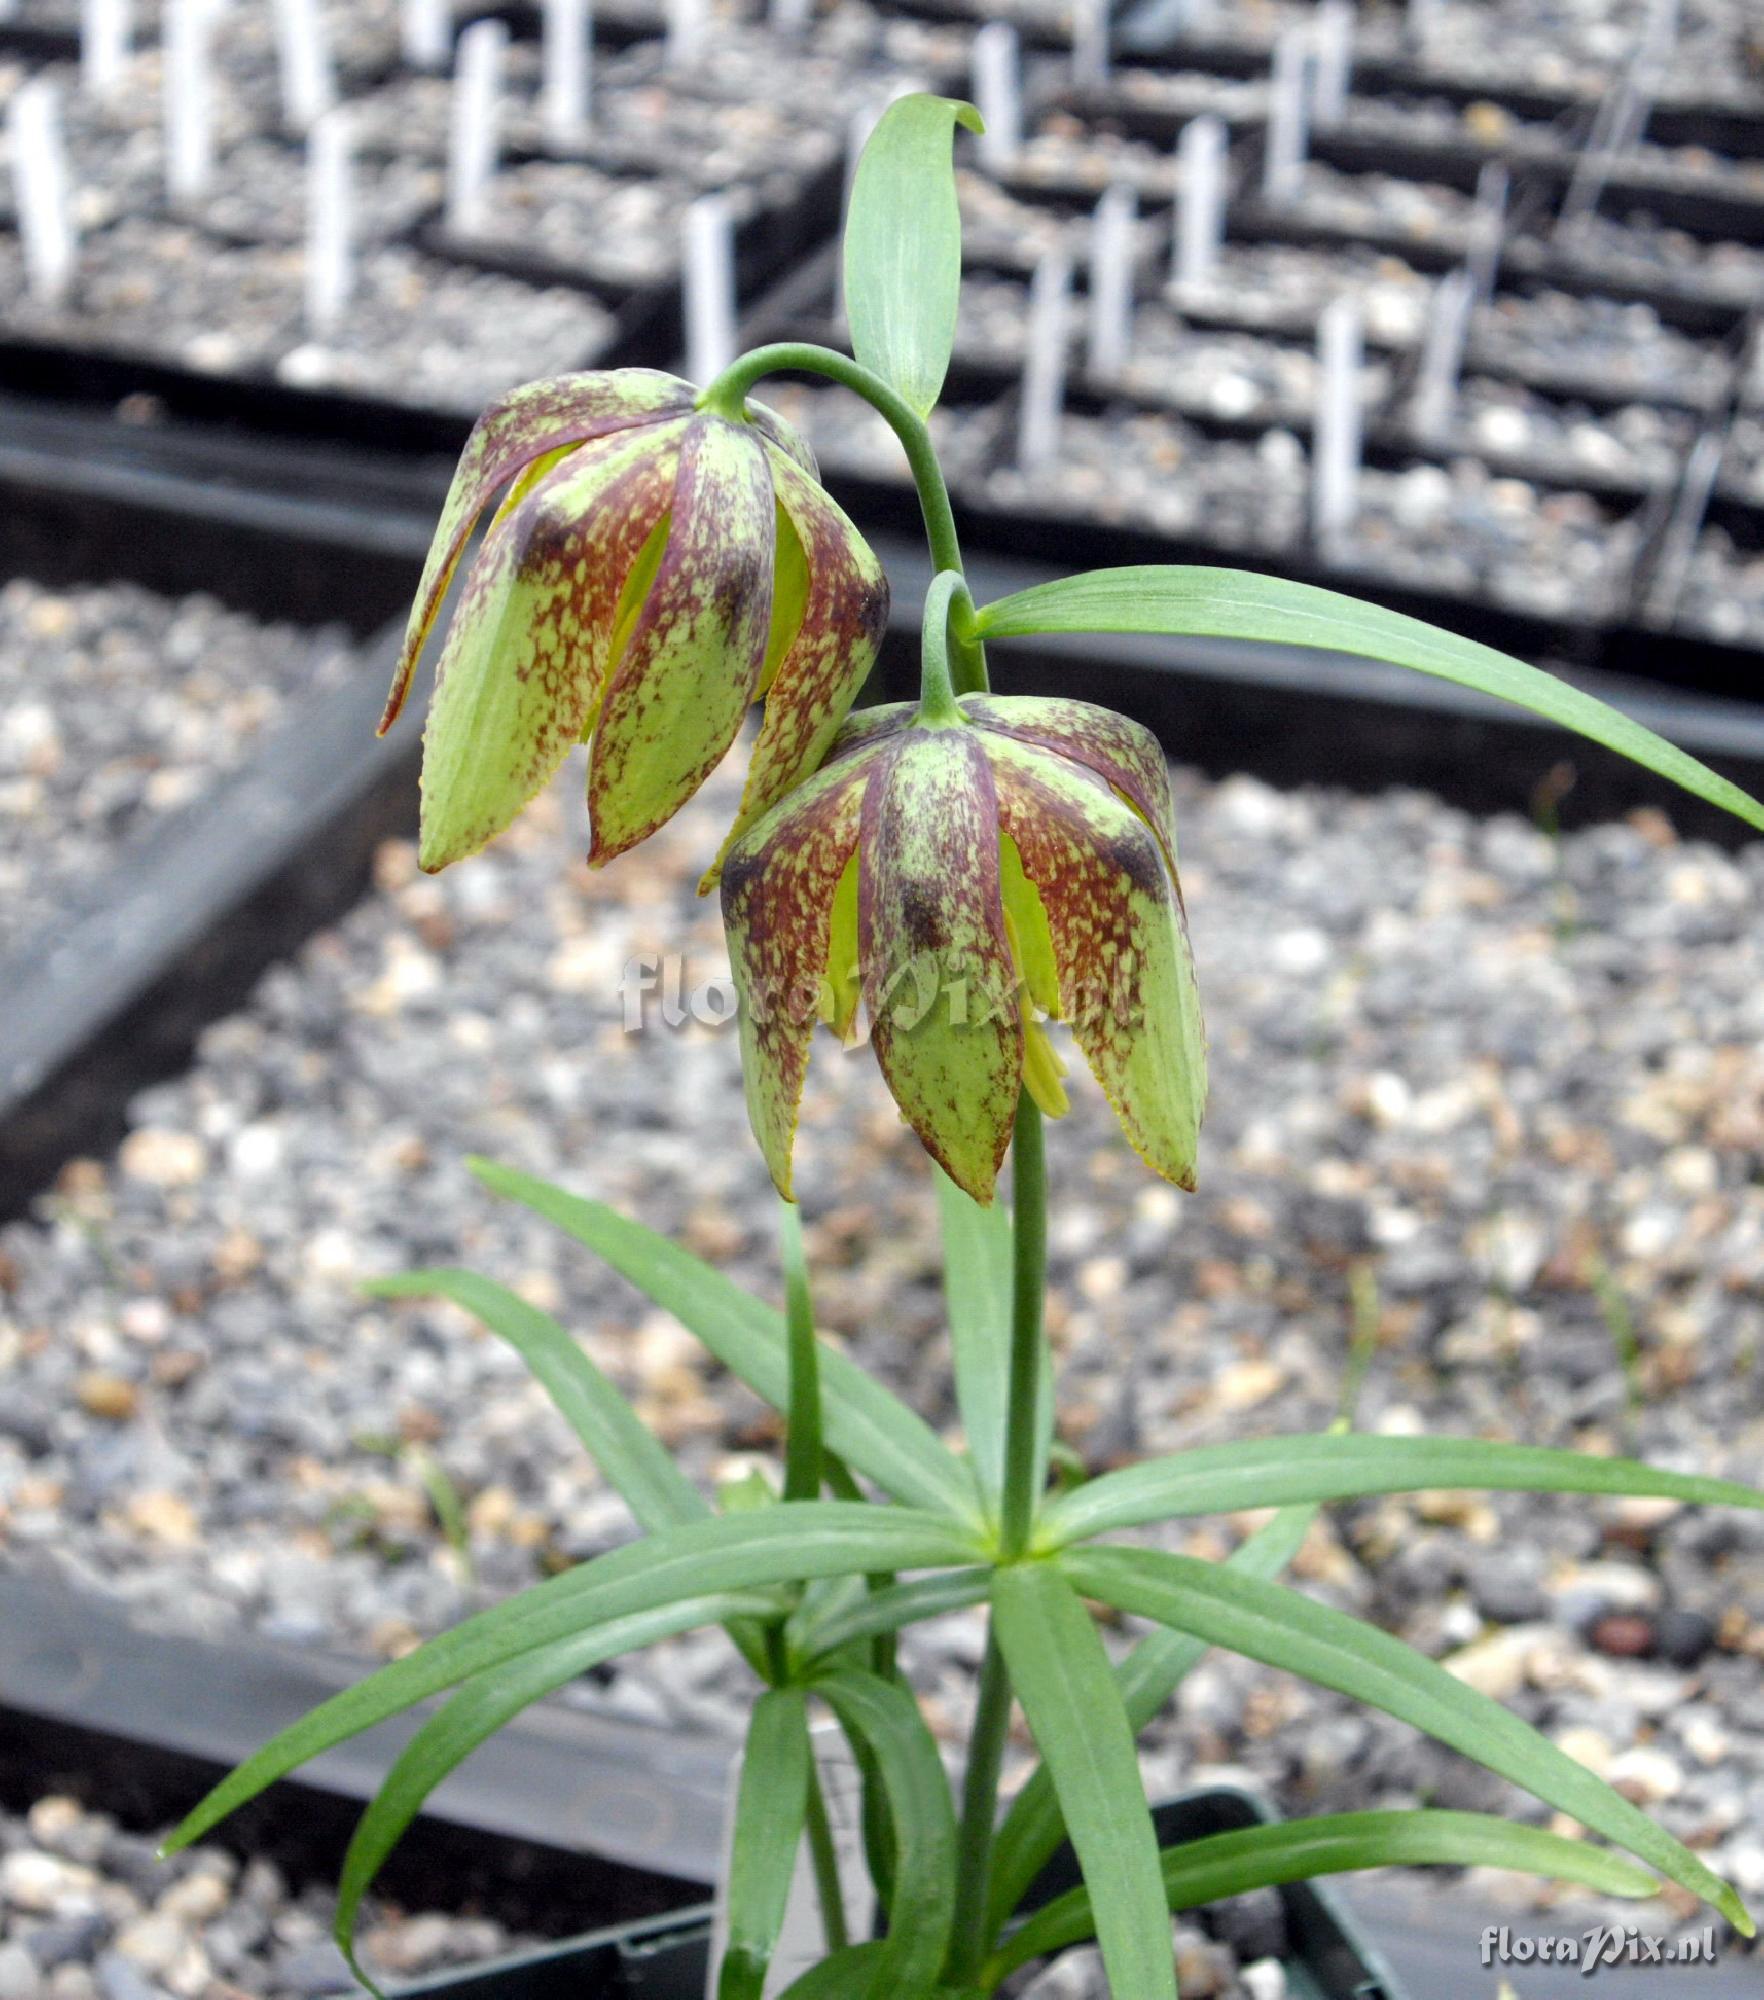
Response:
[0, 8, 863, 432]
[740, 240, 1764, 695]
[1107, 11, 1764, 160]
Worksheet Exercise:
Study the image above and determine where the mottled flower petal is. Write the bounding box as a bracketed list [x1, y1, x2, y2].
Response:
[700, 449, 891, 891]
[988, 735, 1205, 1189]
[827, 700, 916, 765]
[863, 729, 1022, 1203]
[383, 369, 693, 733]
[747, 398, 819, 479]
[418, 422, 680, 872]
[588, 415, 777, 864]
[756, 502, 810, 700]
[721, 758, 872, 1199]
[966, 695, 1182, 881]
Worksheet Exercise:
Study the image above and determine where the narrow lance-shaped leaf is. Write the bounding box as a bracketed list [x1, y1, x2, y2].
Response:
[1037, 1431, 1764, 1549]
[971, 568, 1764, 834]
[843, 94, 985, 419]
[814, 1669, 959, 1998]
[367, 1270, 704, 1532]
[984, 1502, 1317, 1944]
[990, 1565, 1179, 2000]
[334, 1591, 777, 1992]
[368, 1268, 775, 1679]
[985, 1809, 1661, 1987]
[1062, 1544, 1753, 1936]
[470, 1158, 981, 1524]
[165, 1504, 981, 1854]
[773, 1944, 889, 1999]
[719, 1689, 816, 2000]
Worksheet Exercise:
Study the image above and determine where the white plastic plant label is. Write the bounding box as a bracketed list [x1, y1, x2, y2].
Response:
[709, 1721, 877, 1997]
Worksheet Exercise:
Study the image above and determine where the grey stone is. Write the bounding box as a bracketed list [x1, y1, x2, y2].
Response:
[1656, 1607, 1718, 1668]
[96, 1838, 166, 1903]
[1466, 1549, 1549, 1626]
[0, 1943, 40, 2000]
[0, 1389, 54, 1458]
[1208, 1886, 1288, 1965]
[92, 1956, 158, 2000]
[28, 1913, 111, 1970]
[276, 1938, 354, 1997]
[1020, 1943, 1110, 1998]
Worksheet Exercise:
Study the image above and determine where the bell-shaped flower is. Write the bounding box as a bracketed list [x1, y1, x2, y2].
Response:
[380, 368, 890, 874]
[721, 692, 1207, 1204]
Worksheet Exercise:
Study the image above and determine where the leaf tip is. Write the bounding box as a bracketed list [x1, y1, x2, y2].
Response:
[359, 1273, 421, 1300]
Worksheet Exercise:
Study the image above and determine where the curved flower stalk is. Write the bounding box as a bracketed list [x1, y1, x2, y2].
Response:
[380, 368, 889, 875]
[721, 621, 1206, 1204]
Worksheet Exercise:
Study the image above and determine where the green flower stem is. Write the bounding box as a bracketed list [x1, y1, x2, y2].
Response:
[778, 1198, 823, 1505]
[1000, 1095, 1048, 1562]
[775, 1200, 844, 1954]
[804, 1773, 851, 1955]
[948, 1629, 1013, 1981]
[917, 571, 975, 725]
[697, 341, 989, 695]
[947, 1096, 1051, 1982]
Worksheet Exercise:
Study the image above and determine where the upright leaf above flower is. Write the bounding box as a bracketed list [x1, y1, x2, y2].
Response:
[380, 368, 888, 874]
[843, 93, 984, 420]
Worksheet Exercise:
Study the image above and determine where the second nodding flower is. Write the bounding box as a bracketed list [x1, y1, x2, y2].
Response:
[721, 682, 1208, 1206]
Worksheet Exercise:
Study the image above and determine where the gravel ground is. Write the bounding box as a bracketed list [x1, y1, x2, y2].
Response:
[1, 739, 1761, 1961]
[973, 409, 1308, 555]
[0, 1791, 1294, 1999]
[1547, 213, 1764, 310]
[1660, 528, 1764, 647]
[1336, 463, 1642, 620]
[1429, 377, 1692, 491]
[1468, 290, 1732, 410]
[1167, 244, 1437, 349]
[0, 1793, 536, 2000]
[1277, 162, 1480, 254]
[1386, 0, 1764, 106]
[0, 580, 356, 966]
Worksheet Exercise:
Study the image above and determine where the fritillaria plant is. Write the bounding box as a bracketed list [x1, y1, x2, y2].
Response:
[168, 98, 1764, 1999]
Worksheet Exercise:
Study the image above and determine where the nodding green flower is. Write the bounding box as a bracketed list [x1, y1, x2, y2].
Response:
[721, 694, 1207, 1205]
[380, 368, 889, 876]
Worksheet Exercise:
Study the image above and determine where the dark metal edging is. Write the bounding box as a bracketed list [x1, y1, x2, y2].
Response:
[0, 1576, 732, 1885]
